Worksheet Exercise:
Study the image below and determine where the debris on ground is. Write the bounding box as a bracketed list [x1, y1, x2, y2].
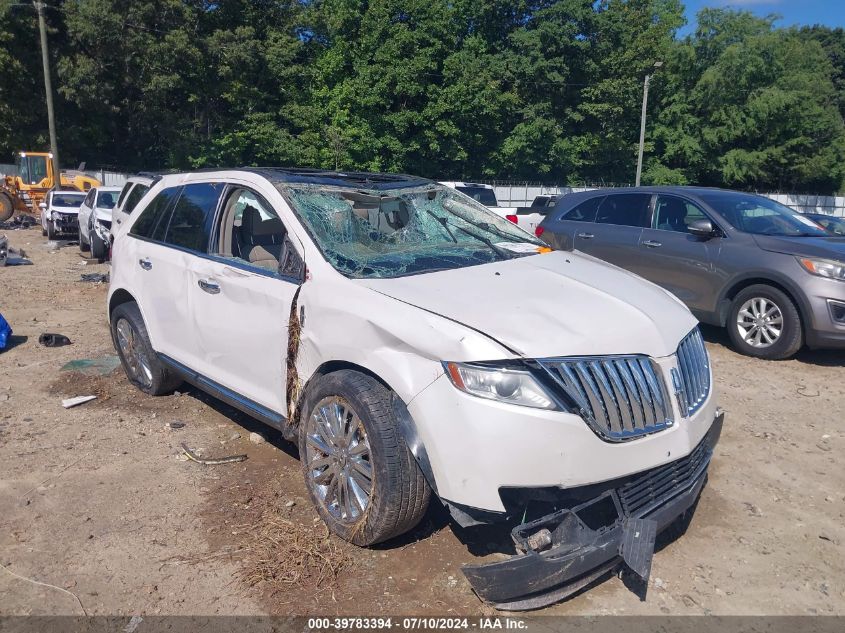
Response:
[180, 442, 247, 465]
[0, 216, 37, 230]
[237, 495, 352, 592]
[62, 395, 97, 409]
[249, 432, 266, 445]
[61, 355, 121, 376]
[0, 313, 11, 350]
[2, 242, 32, 266]
[39, 333, 72, 348]
[79, 272, 109, 284]
[167, 421, 186, 430]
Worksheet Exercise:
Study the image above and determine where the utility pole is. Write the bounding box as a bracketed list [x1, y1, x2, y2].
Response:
[635, 61, 662, 187]
[35, 1, 60, 181]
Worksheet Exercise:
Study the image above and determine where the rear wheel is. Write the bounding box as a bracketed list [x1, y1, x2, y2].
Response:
[727, 285, 803, 359]
[298, 370, 431, 546]
[110, 302, 182, 395]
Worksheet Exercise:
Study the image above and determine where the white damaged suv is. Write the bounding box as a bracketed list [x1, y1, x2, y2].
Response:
[108, 168, 723, 609]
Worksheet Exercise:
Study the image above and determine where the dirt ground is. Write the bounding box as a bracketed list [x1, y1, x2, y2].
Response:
[0, 225, 843, 617]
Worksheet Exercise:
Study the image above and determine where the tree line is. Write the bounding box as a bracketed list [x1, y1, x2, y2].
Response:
[1, 0, 844, 193]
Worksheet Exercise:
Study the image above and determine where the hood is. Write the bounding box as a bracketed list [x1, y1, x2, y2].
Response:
[753, 234, 845, 260]
[356, 251, 697, 359]
[94, 208, 113, 222]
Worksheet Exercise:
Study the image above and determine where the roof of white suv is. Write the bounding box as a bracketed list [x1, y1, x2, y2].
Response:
[169, 167, 434, 191]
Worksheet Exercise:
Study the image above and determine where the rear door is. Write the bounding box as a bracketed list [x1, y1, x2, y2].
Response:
[541, 195, 605, 250]
[636, 194, 723, 314]
[574, 193, 652, 266]
[124, 185, 196, 363]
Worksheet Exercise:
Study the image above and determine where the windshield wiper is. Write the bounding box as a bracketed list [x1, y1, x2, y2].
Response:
[451, 223, 515, 260]
[426, 210, 458, 243]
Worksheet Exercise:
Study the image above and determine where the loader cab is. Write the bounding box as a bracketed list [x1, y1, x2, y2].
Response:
[16, 152, 51, 187]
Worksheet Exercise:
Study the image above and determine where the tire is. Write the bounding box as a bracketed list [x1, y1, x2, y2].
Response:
[110, 302, 183, 396]
[298, 370, 431, 546]
[79, 225, 90, 252]
[0, 194, 12, 223]
[91, 228, 107, 261]
[727, 284, 803, 360]
[46, 223, 56, 240]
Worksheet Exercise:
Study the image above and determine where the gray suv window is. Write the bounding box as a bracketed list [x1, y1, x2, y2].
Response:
[653, 195, 708, 233]
[562, 196, 605, 222]
[595, 194, 652, 228]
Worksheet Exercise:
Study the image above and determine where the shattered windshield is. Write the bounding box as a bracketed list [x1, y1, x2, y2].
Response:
[282, 184, 547, 279]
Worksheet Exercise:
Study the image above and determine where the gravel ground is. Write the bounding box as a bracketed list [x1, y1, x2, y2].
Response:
[0, 225, 843, 616]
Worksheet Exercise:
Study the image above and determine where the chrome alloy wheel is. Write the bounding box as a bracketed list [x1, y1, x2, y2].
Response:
[115, 318, 153, 388]
[736, 297, 783, 348]
[304, 396, 373, 523]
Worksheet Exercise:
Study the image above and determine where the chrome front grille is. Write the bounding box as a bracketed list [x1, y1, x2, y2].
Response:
[673, 328, 711, 416]
[539, 356, 674, 441]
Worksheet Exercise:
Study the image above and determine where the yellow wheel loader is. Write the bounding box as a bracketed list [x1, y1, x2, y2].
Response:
[0, 151, 101, 222]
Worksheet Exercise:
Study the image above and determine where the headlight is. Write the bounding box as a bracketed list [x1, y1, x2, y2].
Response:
[443, 362, 557, 410]
[798, 257, 845, 281]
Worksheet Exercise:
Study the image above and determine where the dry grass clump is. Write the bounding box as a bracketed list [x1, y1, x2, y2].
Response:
[237, 503, 353, 594]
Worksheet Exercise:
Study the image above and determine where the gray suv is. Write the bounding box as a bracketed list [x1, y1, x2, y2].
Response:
[538, 187, 845, 359]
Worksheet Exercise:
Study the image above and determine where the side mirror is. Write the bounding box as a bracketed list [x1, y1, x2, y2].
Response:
[38, 202, 47, 210]
[688, 219, 717, 239]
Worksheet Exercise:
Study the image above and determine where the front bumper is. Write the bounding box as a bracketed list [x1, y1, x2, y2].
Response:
[462, 409, 723, 610]
[52, 212, 79, 234]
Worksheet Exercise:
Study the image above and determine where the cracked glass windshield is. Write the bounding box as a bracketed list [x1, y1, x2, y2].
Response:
[283, 184, 547, 278]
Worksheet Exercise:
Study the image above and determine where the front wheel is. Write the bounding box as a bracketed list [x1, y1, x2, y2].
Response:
[298, 370, 431, 546]
[91, 227, 107, 261]
[79, 223, 90, 252]
[46, 223, 57, 240]
[727, 285, 803, 359]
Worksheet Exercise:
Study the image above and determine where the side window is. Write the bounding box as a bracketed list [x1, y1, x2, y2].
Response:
[161, 182, 224, 253]
[595, 194, 652, 228]
[130, 187, 180, 239]
[214, 187, 303, 277]
[562, 196, 604, 223]
[124, 184, 150, 215]
[84, 190, 95, 207]
[116, 183, 133, 209]
[653, 195, 707, 233]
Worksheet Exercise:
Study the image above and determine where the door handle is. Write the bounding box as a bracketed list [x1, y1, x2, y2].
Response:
[577, 232, 595, 239]
[643, 240, 662, 248]
[116, 219, 122, 224]
[198, 279, 220, 295]
[138, 258, 152, 270]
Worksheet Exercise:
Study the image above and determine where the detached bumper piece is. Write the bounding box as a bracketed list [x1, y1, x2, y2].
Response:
[463, 410, 724, 611]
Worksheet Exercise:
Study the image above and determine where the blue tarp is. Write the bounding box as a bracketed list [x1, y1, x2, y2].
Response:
[0, 313, 11, 350]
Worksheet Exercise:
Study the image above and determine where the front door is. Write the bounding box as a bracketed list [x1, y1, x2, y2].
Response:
[186, 185, 302, 415]
[635, 194, 723, 315]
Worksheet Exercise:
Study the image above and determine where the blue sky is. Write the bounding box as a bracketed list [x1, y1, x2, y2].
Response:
[680, 1, 845, 36]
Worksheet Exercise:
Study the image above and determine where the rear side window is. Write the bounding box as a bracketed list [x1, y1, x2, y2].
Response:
[124, 184, 150, 215]
[562, 196, 605, 222]
[596, 194, 651, 228]
[130, 187, 180, 239]
[116, 182, 132, 208]
[161, 183, 225, 253]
